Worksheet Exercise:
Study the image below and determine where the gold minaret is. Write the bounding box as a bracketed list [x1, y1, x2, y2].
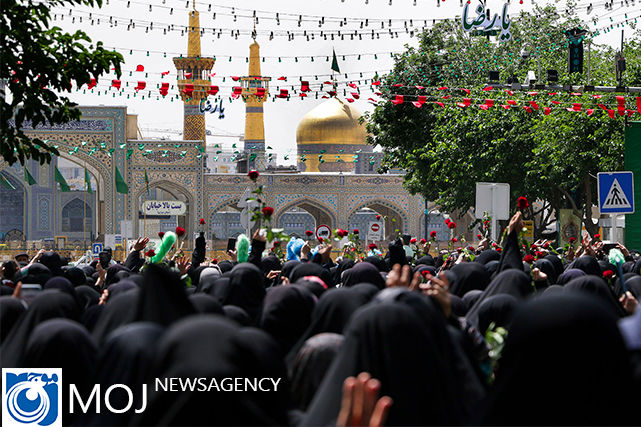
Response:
[241, 34, 270, 170]
[173, 1, 215, 142]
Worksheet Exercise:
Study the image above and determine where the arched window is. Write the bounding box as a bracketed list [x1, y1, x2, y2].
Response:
[0, 173, 24, 237]
[61, 198, 92, 232]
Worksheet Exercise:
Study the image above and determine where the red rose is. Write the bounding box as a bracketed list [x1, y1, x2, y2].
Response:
[523, 254, 535, 263]
[477, 234, 482, 239]
[158, 232, 165, 238]
[448, 222, 457, 229]
[145, 249, 156, 257]
[199, 218, 206, 225]
[492, 242, 498, 248]
[569, 237, 576, 244]
[421, 270, 430, 277]
[517, 196, 529, 210]
[273, 241, 280, 247]
[444, 218, 451, 225]
[353, 229, 359, 235]
[247, 170, 259, 180]
[262, 206, 274, 217]
[594, 234, 601, 239]
[318, 237, 324, 243]
[430, 230, 437, 238]
[211, 258, 218, 264]
[420, 238, 427, 244]
[368, 243, 378, 250]
[375, 215, 381, 220]
[603, 270, 615, 279]
[456, 247, 462, 253]
[175, 226, 185, 237]
[451, 237, 458, 243]
[535, 251, 544, 258]
[496, 247, 503, 253]
[468, 246, 475, 251]
[543, 242, 550, 249]
[410, 238, 417, 244]
[305, 230, 314, 237]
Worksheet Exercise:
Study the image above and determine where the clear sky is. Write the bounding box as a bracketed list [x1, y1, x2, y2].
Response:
[48, 0, 636, 164]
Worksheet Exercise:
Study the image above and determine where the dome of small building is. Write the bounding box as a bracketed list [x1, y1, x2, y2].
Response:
[296, 97, 371, 172]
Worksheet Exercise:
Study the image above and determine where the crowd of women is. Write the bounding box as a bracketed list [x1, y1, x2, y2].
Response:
[1, 211, 640, 426]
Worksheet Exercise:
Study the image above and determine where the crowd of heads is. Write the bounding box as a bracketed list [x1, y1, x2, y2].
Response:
[1, 212, 641, 425]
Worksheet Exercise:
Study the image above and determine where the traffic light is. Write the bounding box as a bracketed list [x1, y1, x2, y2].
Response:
[564, 28, 588, 74]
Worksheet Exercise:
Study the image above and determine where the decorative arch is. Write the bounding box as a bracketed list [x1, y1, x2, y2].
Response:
[0, 169, 27, 239]
[274, 197, 338, 230]
[134, 180, 195, 239]
[208, 197, 242, 240]
[347, 199, 409, 239]
[61, 197, 92, 233]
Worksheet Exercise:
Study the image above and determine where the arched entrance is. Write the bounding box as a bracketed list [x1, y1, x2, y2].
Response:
[0, 171, 25, 240]
[347, 201, 406, 240]
[209, 199, 243, 241]
[275, 199, 336, 233]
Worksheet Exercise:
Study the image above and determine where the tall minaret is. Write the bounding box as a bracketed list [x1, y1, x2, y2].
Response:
[241, 35, 270, 170]
[173, 1, 215, 142]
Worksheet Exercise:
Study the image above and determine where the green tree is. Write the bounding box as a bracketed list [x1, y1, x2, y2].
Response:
[366, 4, 639, 238]
[1, 0, 123, 166]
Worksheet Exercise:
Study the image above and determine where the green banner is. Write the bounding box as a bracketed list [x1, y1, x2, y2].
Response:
[624, 121, 641, 250]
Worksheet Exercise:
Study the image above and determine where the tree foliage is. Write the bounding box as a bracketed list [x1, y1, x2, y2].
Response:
[1, 0, 123, 165]
[366, 4, 640, 237]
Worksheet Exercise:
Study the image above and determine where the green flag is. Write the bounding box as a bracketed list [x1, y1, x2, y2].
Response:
[144, 170, 150, 195]
[115, 166, 128, 194]
[24, 168, 36, 186]
[0, 173, 16, 190]
[54, 167, 71, 192]
[84, 168, 93, 194]
[331, 48, 340, 73]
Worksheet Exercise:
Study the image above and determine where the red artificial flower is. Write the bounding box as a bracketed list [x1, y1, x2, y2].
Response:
[456, 247, 462, 253]
[353, 229, 359, 235]
[305, 230, 314, 237]
[175, 226, 185, 237]
[273, 241, 280, 248]
[569, 237, 576, 244]
[492, 242, 498, 248]
[421, 270, 431, 277]
[451, 237, 458, 243]
[318, 237, 324, 243]
[375, 215, 381, 220]
[410, 238, 417, 244]
[468, 246, 475, 251]
[448, 222, 457, 229]
[158, 231, 165, 238]
[144, 249, 156, 257]
[603, 270, 615, 279]
[444, 218, 451, 225]
[211, 258, 218, 264]
[535, 251, 544, 259]
[262, 206, 274, 217]
[368, 243, 378, 250]
[496, 247, 503, 253]
[477, 234, 482, 239]
[420, 238, 427, 244]
[247, 170, 259, 180]
[523, 254, 535, 263]
[199, 218, 206, 225]
[543, 242, 550, 249]
[430, 230, 437, 239]
[594, 234, 601, 240]
[517, 196, 529, 210]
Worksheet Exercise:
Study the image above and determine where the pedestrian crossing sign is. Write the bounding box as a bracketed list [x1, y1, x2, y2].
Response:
[597, 172, 635, 214]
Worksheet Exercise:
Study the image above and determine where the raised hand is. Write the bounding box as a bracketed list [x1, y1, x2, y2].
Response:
[507, 211, 524, 235]
[177, 255, 191, 275]
[420, 272, 452, 318]
[133, 237, 149, 252]
[337, 372, 392, 427]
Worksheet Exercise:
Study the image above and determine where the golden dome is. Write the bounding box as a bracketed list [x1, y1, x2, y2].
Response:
[296, 98, 370, 172]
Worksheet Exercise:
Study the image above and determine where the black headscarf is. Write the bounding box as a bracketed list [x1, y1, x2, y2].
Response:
[280, 260, 300, 282]
[1, 290, 80, 367]
[38, 252, 64, 276]
[614, 275, 641, 299]
[476, 294, 519, 335]
[474, 249, 501, 265]
[543, 254, 564, 279]
[64, 267, 87, 287]
[289, 262, 332, 288]
[223, 305, 252, 326]
[303, 302, 462, 426]
[286, 284, 378, 367]
[462, 289, 483, 311]
[564, 275, 626, 317]
[20, 263, 51, 286]
[482, 294, 638, 425]
[88, 322, 164, 426]
[571, 255, 602, 276]
[331, 259, 355, 285]
[260, 254, 282, 282]
[415, 254, 435, 267]
[260, 285, 316, 354]
[293, 278, 327, 298]
[0, 296, 26, 342]
[557, 267, 586, 285]
[450, 263, 491, 297]
[209, 263, 266, 322]
[533, 258, 558, 286]
[107, 279, 138, 299]
[189, 293, 224, 314]
[43, 276, 81, 308]
[105, 264, 131, 287]
[341, 262, 385, 289]
[92, 288, 139, 344]
[135, 315, 291, 426]
[290, 333, 344, 411]
[465, 269, 533, 329]
[217, 260, 234, 273]
[22, 318, 97, 422]
[363, 256, 390, 272]
[134, 263, 195, 327]
[75, 285, 100, 310]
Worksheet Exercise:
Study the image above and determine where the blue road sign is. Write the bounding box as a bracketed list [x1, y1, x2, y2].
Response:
[597, 171, 635, 214]
[92, 243, 103, 257]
